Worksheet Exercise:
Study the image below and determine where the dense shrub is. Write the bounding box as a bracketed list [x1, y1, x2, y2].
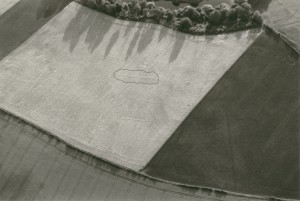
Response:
[236, 3, 251, 20]
[175, 17, 193, 31]
[252, 10, 263, 25]
[139, 0, 147, 9]
[165, 9, 175, 21]
[208, 10, 222, 25]
[133, 3, 141, 17]
[215, 3, 230, 18]
[172, 0, 180, 7]
[190, 24, 206, 34]
[150, 6, 166, 21]
[202, 4, 215, 15]
[146, 1, 155, 9]
[227, 6, 238, 21]
[190, 1, 199, 7]
[80, 0, 263, 35]
[234, 0, 247, 5]
[182, 6, 201, 22]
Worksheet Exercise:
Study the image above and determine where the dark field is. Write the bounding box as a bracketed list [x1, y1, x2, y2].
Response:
[248, 0, 300, 54]
[0, 110, 217, 201]
[144, 32, 300, 200]
[0, 0, 71, 61]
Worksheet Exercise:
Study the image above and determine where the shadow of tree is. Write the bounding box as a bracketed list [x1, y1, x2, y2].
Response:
[158, 26, 169, 42]
[204, 33, 215, 43]
[126, 29, 141, 60]
[234, 31, 243, 40]
[123, 21, 138, 37]
[105, 30, 120, 58]
[137, 25, 156, 53]
[63, 6, 115, 52]
[169, 32, 186, 63]
[125, 23, 143, 60]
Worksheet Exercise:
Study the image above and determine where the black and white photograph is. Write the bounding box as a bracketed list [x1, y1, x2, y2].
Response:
[0, 0, 299, 200]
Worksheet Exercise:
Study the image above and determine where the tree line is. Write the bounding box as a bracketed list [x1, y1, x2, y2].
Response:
[82, 0, 263, 35]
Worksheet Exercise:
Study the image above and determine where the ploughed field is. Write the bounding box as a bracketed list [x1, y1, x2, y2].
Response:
[248, 0, 300, 53]
[0, 0, 21, 16]
[0, 110, 231, 201]
[144, 32, 300, 199]
[0, 0, 72, 61]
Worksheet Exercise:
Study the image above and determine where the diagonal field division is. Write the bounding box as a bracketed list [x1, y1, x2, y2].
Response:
[144, 33, 300, 199]
[0, 0, 20, 16]
[261, 0, 300, 54]
[0, 110, 272, 201]
[0, 2, 260, 171]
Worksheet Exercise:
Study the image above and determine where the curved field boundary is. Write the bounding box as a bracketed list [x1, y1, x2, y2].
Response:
[263, 24, 300, 55]
[0, 2, 261, 171]
[0, 109, 296, 201]
[261, 0, 300, 54]
[144, 31, 299, 200]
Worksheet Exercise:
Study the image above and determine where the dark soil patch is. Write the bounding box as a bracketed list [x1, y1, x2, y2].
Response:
[144, 32, 299, 200]
[0, 0, 72, 61]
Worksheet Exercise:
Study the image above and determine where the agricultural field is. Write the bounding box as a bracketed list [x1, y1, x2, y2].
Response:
[248, 0, 300, 53]
[261, 0, 300, 53]
[0, 2, 260, 171]
[1, 111, 243, 201]
[0, 0, 299, 200]
[0, 0, 71, 61]
[0, 0, 20, 16]
[144, 32, 299, 199]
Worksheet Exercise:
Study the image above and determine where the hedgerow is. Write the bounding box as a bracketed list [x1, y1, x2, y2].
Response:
[78, 0, 263, 35]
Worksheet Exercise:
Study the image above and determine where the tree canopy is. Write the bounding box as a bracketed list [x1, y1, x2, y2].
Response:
[81, 0, 263, 35]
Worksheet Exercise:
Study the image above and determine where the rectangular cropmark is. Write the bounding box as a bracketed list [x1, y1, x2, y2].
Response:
[0, 0, 20, 16]
[0, 2, 261, 171]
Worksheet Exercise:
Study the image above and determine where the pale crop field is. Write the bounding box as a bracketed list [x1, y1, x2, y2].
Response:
[0, 0, 20, 16]
[0, 2, 260, 171]
[261, 0, 300, 53]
